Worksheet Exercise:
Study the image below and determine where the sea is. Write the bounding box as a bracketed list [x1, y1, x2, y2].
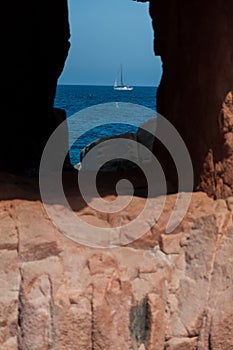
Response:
[54, 85, 157, 165]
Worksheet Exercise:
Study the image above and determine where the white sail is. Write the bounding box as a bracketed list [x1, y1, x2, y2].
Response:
[114, 65, 133, 91]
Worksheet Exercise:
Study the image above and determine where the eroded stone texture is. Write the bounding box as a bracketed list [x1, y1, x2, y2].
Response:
[199, 92, 233, 198]
[0, 187, 233, 349]
[0, 249, 20, 350]
[165, 337, 198, 350]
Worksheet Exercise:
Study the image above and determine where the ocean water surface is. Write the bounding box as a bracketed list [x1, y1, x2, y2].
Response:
[55, 85, 157, 164]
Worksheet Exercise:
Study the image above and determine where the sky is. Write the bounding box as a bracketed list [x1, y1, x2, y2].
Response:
[58, 0, 162, 87]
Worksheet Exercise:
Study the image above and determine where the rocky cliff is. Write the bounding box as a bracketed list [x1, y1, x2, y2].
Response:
[1, 174, 233, 350]
[147, 0, 233, 198]
[1, 1, 233, 349]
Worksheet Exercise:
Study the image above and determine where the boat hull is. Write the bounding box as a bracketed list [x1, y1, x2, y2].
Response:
[114, 86, 133, 91]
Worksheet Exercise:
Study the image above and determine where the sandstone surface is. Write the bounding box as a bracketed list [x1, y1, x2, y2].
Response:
[0, 174, 233, 349]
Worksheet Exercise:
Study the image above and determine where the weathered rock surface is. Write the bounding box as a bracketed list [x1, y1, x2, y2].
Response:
[0, 174, 233, 349]
[146, 0, 233, 198]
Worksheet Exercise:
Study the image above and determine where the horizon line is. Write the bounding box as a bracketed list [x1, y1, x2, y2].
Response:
[57, 83, 158, 88]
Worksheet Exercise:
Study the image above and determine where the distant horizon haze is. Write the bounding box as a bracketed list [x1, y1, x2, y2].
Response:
[57, 82, 158, 88]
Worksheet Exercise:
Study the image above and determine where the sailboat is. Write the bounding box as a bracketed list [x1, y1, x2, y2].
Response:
[114, 65, 133, 91]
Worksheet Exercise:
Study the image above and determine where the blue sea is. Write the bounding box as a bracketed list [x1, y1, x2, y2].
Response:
[54, 85, 157, 165]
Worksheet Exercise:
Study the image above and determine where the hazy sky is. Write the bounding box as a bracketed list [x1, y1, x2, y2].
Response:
[58, 0, 162, 87]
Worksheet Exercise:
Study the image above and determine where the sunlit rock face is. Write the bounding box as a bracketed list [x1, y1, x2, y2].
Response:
[144, 0, 233, 198]
[1, 175, 233, 349]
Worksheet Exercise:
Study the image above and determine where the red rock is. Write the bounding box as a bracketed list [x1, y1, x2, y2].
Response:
[0, 250, 20, 350]
[0, 203, 18, 250]
[1, 174, 233, 349]
[159, 232, 183, 255]
[165, 337, 198, 350]
[14, 201, 62, 262]
[149, 1, 233, 198]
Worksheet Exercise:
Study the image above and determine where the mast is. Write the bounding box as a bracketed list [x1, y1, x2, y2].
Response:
[120, 64, 124, 86]
[113, 64, 133, 90]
